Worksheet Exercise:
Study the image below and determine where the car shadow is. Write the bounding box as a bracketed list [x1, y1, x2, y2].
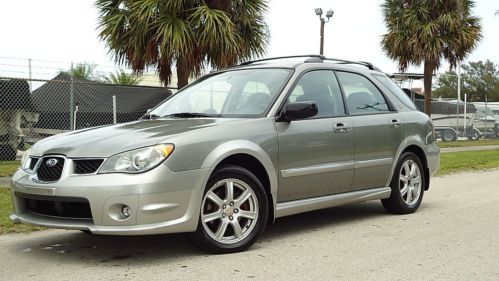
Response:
[264, 201, 387, 240]
[8, 201, 390, 265]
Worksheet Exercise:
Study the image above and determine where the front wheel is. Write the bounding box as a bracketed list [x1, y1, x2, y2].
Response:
[191, 165, 268, 254]
[382, 152, 425, 214]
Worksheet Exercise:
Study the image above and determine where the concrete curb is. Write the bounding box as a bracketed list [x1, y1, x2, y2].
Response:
[0, 177, 11, 187]
[440, 144, 499, 153]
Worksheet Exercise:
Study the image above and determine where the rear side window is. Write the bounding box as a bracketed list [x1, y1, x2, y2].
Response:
[336, 71, 390, 115]
[372, 74, 417, 110]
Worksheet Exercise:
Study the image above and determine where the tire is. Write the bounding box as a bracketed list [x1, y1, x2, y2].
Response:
[441, 129, 457, 142]
[190, 165, 268, 254]
[382, 152, 425, 214]
[467, 129, 480, 141]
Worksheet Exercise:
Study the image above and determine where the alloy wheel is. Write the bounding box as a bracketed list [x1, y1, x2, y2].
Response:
[399, 159, 422, 206]
[201, 178, 259, 244]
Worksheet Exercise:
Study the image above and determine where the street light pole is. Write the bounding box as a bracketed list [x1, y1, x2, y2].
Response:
[320, 18, 325, 55]
[315, 8, 334, 55]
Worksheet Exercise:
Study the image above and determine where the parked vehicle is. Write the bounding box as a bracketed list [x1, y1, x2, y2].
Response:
[0, 79, 39, 160]
[414, 99, 499, 141]
[10, 55, 440, 253]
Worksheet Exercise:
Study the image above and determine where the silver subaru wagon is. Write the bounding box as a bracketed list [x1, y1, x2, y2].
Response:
[10, 55, 439, 253]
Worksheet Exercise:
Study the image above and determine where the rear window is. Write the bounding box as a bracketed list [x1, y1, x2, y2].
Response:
[373, 74, 417, 110]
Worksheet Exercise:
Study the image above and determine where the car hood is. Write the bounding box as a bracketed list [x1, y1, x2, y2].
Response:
[31, 118, 232, 158]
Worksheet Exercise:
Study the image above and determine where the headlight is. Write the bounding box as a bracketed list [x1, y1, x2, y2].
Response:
[20, 149, 31, 172]
[99, 144, 174, 174]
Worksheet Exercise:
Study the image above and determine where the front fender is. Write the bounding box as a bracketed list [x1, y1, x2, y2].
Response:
[200, 140, 278, 217]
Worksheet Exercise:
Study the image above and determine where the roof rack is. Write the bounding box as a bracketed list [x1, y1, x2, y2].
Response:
[323, 58, 380, 71]
[239, 55, 380, 71]
[239, 55, 326, 65]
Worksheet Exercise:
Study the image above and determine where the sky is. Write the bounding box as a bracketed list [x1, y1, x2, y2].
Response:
[0, 0, 498, 82]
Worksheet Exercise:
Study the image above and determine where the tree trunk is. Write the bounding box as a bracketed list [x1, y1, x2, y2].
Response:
[176, 56, 190, 89]
[423, 60, 435, 116]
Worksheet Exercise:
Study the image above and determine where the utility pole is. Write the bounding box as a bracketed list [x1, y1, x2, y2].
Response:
[28, 58, 32, 91]
[456, 61, 461, 136]
[315, 8, 334, 55]
[70, 62, 75, 131]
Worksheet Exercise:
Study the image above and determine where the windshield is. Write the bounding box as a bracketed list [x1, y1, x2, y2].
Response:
[150, 68, 291, 118]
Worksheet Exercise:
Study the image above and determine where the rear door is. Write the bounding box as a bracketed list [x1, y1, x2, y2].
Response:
[335, 71, 405, 191]
[276, 70, 354, 202]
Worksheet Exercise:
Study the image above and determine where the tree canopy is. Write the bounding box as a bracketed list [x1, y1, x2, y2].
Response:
[61, 63, 97, 80]
[433, 60, 499, 102]
[381, 0, 482, 115]
[106, 70, 143, 85]
[96, 0, 269, 88]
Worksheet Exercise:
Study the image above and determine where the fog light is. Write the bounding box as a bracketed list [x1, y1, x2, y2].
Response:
[121, 205, 132, 218]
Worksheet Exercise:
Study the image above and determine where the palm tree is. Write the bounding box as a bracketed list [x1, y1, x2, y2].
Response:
[96, 0, 269, 89]
[106, 70, 143, 85]
[381, 0, 482, 115]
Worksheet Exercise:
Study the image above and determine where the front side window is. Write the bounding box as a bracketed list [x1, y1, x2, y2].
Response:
[150, 69, 291, 117]
[336, 71, 390, 115]
[287, 70, 345, 117]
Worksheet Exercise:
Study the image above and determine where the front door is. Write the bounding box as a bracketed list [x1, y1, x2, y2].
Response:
[276, 70, 354, 202]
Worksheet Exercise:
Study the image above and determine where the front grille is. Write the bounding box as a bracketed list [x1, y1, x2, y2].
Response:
[74, 159, 104, 174]
[29, 157, 39, 170]
[19, 193, 93, 220]
[36, 157, 65, 181]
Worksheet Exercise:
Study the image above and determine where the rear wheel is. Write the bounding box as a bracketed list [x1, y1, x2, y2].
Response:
[382, 152, 425, 214]
[191, 165, 268, 254]
[441, 129, 457, 142]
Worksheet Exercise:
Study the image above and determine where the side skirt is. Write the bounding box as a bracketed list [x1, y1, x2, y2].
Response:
[275, 187, 391, 218]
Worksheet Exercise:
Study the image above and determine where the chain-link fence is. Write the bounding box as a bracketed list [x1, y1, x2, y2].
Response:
[0, 57, 175, 160]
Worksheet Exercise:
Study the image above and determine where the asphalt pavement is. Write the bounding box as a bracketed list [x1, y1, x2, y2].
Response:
[1, 169, 498, 281]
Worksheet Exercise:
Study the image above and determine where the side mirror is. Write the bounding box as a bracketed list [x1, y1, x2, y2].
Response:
[278, 102, 318, 122]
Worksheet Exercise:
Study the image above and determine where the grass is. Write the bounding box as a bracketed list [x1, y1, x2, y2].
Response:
[0, 161, 20, 177]
[438, 148, 499, 176]
[438, 139, 499, 148]
[0, 188, 45, 234]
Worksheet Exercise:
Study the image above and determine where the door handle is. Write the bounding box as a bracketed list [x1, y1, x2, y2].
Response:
[333, 122, 351, 134]
[390, 119, 402, 128]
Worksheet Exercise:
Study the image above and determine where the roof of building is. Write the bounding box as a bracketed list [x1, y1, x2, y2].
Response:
[0, 78, 36, 111]
[32, 73, 171, 114]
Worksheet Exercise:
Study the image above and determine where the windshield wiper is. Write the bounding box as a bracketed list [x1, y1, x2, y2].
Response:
[163, 112, 217, 118]
[142, 113, 161, 120]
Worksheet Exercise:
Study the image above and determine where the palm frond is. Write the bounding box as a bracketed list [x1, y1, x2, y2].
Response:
[96, 0, 269, 87]
[106, 70, 143, 85]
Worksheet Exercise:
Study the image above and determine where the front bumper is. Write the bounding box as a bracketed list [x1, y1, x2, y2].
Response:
[10, 164, 209, 235]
